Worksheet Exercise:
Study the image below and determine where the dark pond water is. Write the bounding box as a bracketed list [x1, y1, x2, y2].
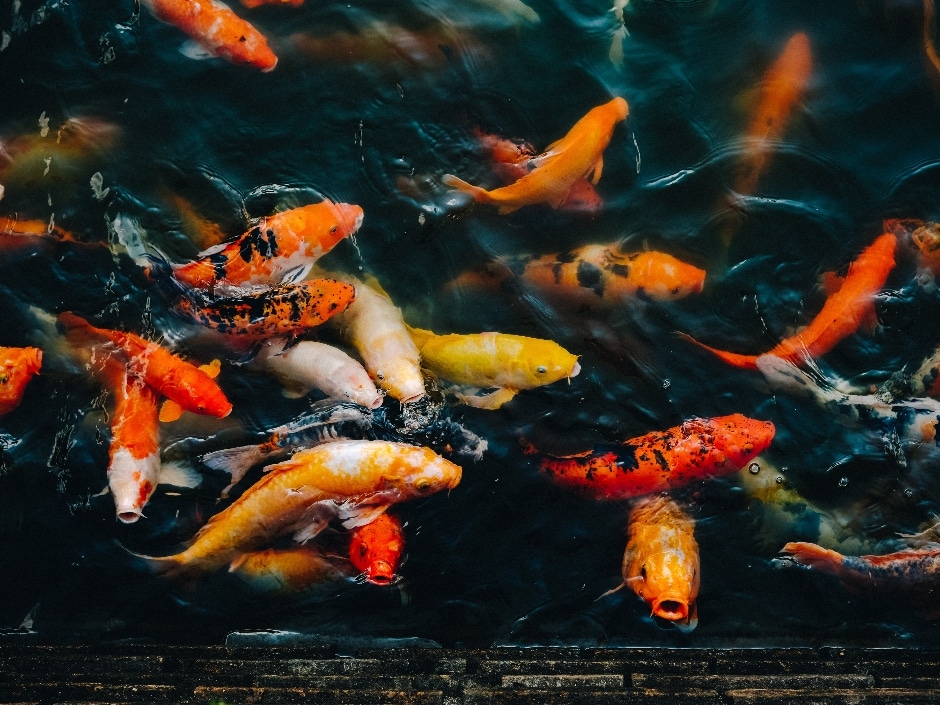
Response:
[2, 0, 940, 647]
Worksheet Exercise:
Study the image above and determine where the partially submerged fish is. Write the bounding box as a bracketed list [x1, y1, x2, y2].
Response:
[141, 0, 278, 71]
[229, 545, 354, 594]
[447, 244, 705, 311]
[682, 232, 897, 369]
[537, 414, 775, 500]
[140, 439, 462, 577]
[348, 512, 406, 585]
[0, 346, 42, 417]
[170, 201, 364, 290]
[443, 97, 628, 214]
[58, 311, 233, 418]
[251, 338, 383, 408]
[328, 273, 426, 404]
[174, 278, 356, 336]
[407, 325, 580, 409]
[602, 494, 700, 632]
[777, 541, 940, 608]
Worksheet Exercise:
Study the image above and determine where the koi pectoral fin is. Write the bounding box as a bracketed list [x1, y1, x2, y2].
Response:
[454, 386, 518, 409]
[590, 156, 604, 184]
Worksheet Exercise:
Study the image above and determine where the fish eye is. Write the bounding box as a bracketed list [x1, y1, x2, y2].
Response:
[415, 479, 431, 492]
[640, 566, 647, 579]
[330, 225, 339, 234]
[536, 366, 547, 374]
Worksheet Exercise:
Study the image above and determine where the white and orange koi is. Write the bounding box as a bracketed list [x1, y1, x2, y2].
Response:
[328, 274, 426, 404]
[141, 440, 461, 577]
[442, 97, 628, 214]
[251, 338, 384, 409]
[141, 0, 278, 71]
[170, 201, 364, 290]
[602, 494, 700, 631]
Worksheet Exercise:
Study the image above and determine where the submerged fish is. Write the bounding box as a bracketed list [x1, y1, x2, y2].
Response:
[170, 201, 364, 290]
[407, 325, 580, 409]
[328, 273, 426, 404]
[251, 338, 383, 408]
[443, 97, 629, 214]
[536, 414, 775, 500]
[777, 541, 940, 608]
[174, 278, 356, 337]
[229, 545, 354, 594]
[470, 127, 603, 213]
[447, 243, 705, 312]
[603, 494, 699, 631]
[141, 0, 278, 71]
[58, 311, 233, 418]
[682, 232, 897, 369]
[348, 512, 406, 585]
[140, 439, 462, 577]
[0, 346, 42, 417]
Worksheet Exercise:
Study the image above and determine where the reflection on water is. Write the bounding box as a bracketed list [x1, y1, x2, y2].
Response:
[2, 0, 940, 647]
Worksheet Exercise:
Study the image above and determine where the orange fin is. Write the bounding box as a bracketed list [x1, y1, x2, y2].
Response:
[159, 399, 184, 423]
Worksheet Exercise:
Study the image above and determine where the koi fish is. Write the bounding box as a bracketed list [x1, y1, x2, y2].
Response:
[0, 115, 121, 201]
[174, 279, 356, 337]
[229, 546, 354, 594]
[140, 0, 278, 71]
[242, 0, 302, 7]
[756, 354, 940, 471]
[328, 273, 426, 404]
[0, 216, 94, 248]
[140, 439, 461, 577]
[470, 127, 603, 213]
[58, 311, 233, 418]
[406, 325, 580, 409]
[447, 243, 706, 310]
[908, 345, 940, 398]
[251, 338, 383, 409]
[682, 232, 896, 369]
[170, 201, 364, 290]
[888, 218, 940, 292]
[199, 399, 377, 496]
[158, 359, 222, 423]
[602, 494, 699, 631]
[731, 32, 813, 200]
[777, 541, 940, 607]
[0, 346, 42, 417]
[442, 97, 628, 214]
[536, 414, 775, 500]
[348, 512, 405, 585]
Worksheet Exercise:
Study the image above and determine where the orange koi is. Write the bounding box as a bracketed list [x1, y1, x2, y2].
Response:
[141, 439, 461, 577]
[536, 414, 775, 500]
[604, 495, 700, 631]
[170, 201, 364, 290]
[242, 0, 302, 7]
[778, 541, 940, 603]
[682, 232, 896, 369]
[58, 312, 233, 418]
[470, 127, 603, 213]
[229, 546, 354, 594]
[348, 512, 405, 585]
[732, 31, 813, 199]
[141, 0, 278, 71]
[174, 278, 356, 337]
[0, 346, 42, 417]
[448, 243, 705, 310]
[443, 97, 628, 214]
[0, 216, 90, 247]
[158, 359, 221, 423]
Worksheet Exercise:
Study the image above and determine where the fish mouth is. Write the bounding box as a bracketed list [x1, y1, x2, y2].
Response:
[651, 596, 691, 622]
[116, 508, 143, 524]
[366, 560, 396, 585]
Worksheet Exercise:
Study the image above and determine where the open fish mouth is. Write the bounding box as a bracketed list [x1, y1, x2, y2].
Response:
[651, 596, 691, 621]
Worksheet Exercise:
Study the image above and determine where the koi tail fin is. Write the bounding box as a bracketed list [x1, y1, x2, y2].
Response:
[122, 544, 193, 582]
[199, 444, 267, 499]
[441, 174, 490, 203]
[776, 541, 845, 576]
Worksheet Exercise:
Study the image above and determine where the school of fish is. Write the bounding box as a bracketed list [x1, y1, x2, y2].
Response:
[3, 0, 940, 641]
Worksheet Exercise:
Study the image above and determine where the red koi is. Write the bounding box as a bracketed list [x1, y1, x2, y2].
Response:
[170, 201, 364, 290]
[682, 232, 896, 369]
[141, 0, 278, 71]
[348, 512, 405, 585]
[0, 346, 41, 417]
[174, 278, 356, 337]
[536, 414, 775, 500]
[58, 312, 232, 418]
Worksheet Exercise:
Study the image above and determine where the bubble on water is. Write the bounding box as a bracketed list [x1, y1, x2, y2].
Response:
[662, 379, 671, 389]
[775, 476, 783, 484]
[904, 488, 914, 498]
[748, 462, 760, 474]
[839, 477, 849, 487]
